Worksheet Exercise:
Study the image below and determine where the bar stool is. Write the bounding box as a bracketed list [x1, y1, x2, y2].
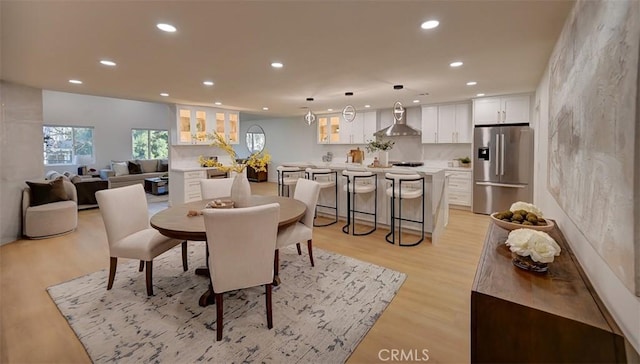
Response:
[305, 168, 338, 227]
[276, 166, 302, 197]
[342, 170, 377, 236]
[385, 173, 425, 246]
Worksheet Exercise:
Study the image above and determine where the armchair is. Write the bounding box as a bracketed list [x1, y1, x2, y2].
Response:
[22, 179, 78, 239]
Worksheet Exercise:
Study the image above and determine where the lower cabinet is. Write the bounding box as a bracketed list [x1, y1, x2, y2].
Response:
[170, 170, 206, 206]
[447, 170, 471, 207]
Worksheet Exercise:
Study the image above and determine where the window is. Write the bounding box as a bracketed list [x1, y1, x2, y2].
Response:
[43, 126, 94, 165]
[132, 129, 169, 159]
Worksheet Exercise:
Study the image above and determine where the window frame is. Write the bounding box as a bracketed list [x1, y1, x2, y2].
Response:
[131, 128, 169, 160]
[43, 125, 95, 166]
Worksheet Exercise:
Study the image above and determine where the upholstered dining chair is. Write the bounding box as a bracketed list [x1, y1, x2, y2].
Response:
[202, 203, 280, 341]
[200, 177, 234, 200]
[274, 178, 320, 279]
[96, 184, 188, 296]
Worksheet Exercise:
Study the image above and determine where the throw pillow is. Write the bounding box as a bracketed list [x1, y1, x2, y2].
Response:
[157, 159, 169, 172]
[138, 159, 158, 173]
[26, 178, 69, 207]
[112, 162, 129, 176]
[128, 161, 142, 174]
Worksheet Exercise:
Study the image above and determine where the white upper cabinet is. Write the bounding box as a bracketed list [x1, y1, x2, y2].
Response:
[473, 94, 531, 125]
[318, 110, 377, 144]
[421, 102, 471, 144]
[421, 106, 438, 143]
[175, 105, 239, 145]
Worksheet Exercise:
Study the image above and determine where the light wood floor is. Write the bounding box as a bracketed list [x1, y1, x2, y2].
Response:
[0, 182, 489, 363]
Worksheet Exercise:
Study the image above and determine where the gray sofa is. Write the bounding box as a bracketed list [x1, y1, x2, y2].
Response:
[100, 159, 168, 189]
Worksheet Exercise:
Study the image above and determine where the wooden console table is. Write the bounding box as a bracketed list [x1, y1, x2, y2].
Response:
[471, 222, 626, 363]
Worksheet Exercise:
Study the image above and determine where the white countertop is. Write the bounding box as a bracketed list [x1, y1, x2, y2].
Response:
[170, 166, 223, 172]
[282, 161, 445, 176]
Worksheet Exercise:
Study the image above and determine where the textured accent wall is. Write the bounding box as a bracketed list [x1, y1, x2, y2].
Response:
[0, 82, 45, 244]
[547, 0, 639, 295]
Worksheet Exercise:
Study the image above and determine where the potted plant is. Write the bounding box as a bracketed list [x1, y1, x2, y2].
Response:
[458, 156, 471, 167]
[366, 137, 394, 167]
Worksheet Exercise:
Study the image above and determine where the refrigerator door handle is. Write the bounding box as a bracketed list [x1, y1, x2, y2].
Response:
[500, 133, 505, 176]
[495, 134, 500, 176]
[476, 181, 527, 188]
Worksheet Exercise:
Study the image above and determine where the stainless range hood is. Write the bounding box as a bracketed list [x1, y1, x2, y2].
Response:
[375, 101, 421, 137]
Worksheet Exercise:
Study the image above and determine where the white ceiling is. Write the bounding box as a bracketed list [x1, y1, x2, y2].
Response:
[1, 1, 574, 118]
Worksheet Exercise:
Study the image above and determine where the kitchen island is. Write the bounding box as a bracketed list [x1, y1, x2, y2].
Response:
[282, 162, 447, 245]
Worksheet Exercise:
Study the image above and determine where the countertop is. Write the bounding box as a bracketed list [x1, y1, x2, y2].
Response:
[170, 166, 223, 172]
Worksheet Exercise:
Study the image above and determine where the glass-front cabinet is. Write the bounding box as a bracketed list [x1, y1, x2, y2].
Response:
[175, 105, 239, 145]
[317, 115, 341, 144]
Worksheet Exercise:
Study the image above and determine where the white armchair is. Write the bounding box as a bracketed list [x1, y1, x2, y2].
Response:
[96, 184, 187, 296]
[22, 178, 78, 239]
[274, 178, 320, 279]
[202, 203, 280, 341]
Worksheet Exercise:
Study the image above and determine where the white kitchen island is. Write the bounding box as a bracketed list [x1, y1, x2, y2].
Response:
[282, 162, 447, 245]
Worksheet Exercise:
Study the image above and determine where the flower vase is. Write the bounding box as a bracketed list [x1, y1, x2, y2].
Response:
[378, 150, 389, 167]
[231, 171, 251, 207]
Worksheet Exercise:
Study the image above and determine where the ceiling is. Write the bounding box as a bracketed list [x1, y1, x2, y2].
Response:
[1, 1, 574, 118]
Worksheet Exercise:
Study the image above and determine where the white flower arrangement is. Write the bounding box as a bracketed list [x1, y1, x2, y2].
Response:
[510, 201, 544, 217]
[505, 229, 561, 263]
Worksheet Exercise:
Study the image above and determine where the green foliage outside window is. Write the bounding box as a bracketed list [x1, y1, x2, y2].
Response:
[132, 129, 168, 159]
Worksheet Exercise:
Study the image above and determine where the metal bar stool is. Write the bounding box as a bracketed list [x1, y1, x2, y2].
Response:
[385, 173, 425, 246]
[342, 170, 377, 236]
[305, 168, 338, 227]
[276, 166, 302, 197]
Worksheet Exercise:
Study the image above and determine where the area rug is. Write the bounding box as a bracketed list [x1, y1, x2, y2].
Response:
[47, 245, 406, 363]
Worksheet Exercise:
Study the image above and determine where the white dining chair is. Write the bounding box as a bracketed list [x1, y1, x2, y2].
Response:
[200, 177, 234, 200]
[202, 203, 280, 341]
[274, 178, 320, 279]
[96, 184, 187, 296]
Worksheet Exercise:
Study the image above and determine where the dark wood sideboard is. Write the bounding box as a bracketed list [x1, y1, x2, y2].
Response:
[246, 165, 268, 182]
[471, 222, 626, 363]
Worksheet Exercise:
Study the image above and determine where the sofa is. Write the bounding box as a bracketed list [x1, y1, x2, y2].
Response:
[45, 170, 109, 210]
[100, 159, 168, 189]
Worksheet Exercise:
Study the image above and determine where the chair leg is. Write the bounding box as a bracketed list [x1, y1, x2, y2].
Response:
[107, 257, 117, 290]
[181, 241, 188, 271]
[273, 249, 280, 286]
[216, 293, 224, 341]
[265, 284, 273, 329]
[145, 260, 153, 296]
[307, 239, 314, 267]
[138, 260, 144, 272]
[296, 243, 301, 255]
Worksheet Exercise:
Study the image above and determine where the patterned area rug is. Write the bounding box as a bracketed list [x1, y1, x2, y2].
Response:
[48, 245, 406, 363]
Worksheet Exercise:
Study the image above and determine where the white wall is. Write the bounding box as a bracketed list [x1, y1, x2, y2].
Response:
[533, 23, 640, 357]
[0, 82, 45, 244]
[42, 90, 173, 173]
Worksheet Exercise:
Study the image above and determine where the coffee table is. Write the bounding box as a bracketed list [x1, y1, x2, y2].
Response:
[144, 177, 168, 195]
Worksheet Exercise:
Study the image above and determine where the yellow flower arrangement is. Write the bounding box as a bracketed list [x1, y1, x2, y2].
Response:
[201, 132, 271, 173]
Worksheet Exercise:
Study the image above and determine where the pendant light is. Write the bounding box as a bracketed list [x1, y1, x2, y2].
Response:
[304, 97, 316, 125]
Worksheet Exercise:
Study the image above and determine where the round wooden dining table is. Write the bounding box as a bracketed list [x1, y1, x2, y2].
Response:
[150, 195, 306, 306]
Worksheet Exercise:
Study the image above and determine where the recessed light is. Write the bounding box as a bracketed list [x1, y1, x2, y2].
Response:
[449, 61, 463, 67]
[466, 81, 477, 86]
[262, 107, 269, 111]
[420, 20, 439, 30]
[100, 60, 116, 67]
[413, 99, 420, 103]
[364, 105, 371, 108]
[160, 93, 169, 97]
[157, 23, 176, 32]
[476, 93, 485, 97]
[271, 62, 284, 68]
[214, 101, 222, 106]
[69, 79, 82, 84]
[327, 108, 333, 112]
[203, 81, 214, 86]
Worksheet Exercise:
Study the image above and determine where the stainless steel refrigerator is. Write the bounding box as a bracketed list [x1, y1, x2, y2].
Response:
[473, 125, 533, 214]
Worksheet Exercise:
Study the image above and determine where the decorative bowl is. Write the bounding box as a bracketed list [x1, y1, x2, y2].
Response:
[490, 212, 555, 232]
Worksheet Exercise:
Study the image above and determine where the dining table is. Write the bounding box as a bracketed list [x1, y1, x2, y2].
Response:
[150, 195, 306, 307]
